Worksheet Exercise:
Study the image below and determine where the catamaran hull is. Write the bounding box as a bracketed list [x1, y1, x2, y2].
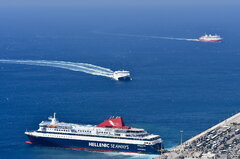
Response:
[117, 76, 132, 81]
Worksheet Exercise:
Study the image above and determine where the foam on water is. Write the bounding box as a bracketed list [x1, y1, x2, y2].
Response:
[101, 151, 159, 159]
[0, 59, 114, 78]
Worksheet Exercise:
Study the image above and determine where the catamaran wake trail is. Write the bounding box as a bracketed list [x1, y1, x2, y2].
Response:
[0, 59, 114, 78]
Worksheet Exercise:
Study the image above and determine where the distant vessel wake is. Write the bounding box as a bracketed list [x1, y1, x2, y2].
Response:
[0, 59, 114, 78]
[156, 37, 199, 41]
[95, 32, 200, 42]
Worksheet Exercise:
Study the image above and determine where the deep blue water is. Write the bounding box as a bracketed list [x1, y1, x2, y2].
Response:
[0, 0, 240, 158]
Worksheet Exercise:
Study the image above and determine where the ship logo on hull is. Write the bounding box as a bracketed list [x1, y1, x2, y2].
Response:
[89, 142, 129, 150]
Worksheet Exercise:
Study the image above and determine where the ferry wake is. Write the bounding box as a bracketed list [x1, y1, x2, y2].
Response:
[95, 31, 223, 43]
[25, 113, 163, 154]
[0, 59, 132, 81]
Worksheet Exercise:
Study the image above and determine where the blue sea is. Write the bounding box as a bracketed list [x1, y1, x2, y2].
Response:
[0, 0, 240, 158]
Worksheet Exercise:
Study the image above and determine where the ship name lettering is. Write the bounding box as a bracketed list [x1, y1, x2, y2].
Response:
[111, 144, 129, 149]
[88, 142, 129, 150]
[89, 142, 110, 148]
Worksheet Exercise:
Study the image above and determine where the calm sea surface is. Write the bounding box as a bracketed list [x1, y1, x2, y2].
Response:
[0, 0, 240, 158]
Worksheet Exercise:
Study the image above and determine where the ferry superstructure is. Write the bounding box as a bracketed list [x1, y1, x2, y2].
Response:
[199, 34, 222, 42]
[25, 113, 163, 154]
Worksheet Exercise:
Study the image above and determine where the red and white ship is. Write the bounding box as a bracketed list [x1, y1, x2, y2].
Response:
[199, 34, 222, 42]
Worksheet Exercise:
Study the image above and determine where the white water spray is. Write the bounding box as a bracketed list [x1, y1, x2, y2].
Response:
[0, 59, 114, 78]
[102, 151, 158, 159]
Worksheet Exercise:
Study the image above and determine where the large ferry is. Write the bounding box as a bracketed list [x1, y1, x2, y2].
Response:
[198, 34, 222, 42]
[25, 113, 163, 154]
